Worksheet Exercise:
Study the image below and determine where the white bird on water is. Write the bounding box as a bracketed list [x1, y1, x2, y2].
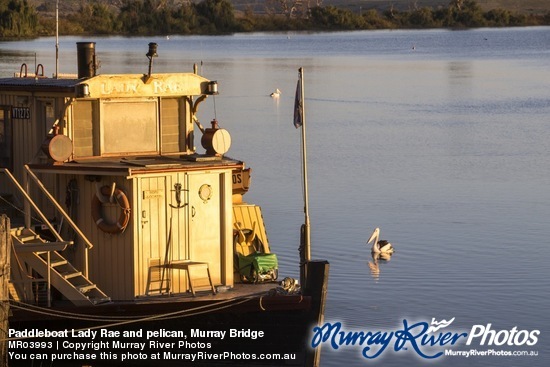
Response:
[270, 88, 281, 98]
[367, 227, 394, 254]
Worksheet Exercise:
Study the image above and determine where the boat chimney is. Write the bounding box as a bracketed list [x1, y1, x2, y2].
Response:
[76, 42, 96, 79]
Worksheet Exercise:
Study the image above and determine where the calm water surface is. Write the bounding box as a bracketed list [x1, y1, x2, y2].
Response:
[1, 27, 549, 366]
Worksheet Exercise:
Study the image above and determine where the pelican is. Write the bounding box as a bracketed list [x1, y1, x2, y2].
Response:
[367, 227, 394, 254]
[270, 88, 281, 98]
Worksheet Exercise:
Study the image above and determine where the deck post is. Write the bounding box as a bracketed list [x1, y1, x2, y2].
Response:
[303, 260, 330, 367]
[0, 215, 11, 366]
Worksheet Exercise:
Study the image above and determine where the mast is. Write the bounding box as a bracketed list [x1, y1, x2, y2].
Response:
[295, 67, 311, 286]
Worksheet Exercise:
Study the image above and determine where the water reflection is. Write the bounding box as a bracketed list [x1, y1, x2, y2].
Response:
[367, 252, 394, 280]
[446, 60, 474, 104]
[270, 88, 281, 110]
[447, 60, 473, 80]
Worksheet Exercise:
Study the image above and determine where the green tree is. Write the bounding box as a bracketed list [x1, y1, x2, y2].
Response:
[485, 8, 511, 26]
[0, 0, 38, 37]
[406, 7, 439, 28]
[362, 9, 394, 29]
[75, 2, 120, 34]
[449, 0, 464, 11]
[460, 0, 486, 26]
[195, 0, 238, 33]
[447, 0, 486, 27]
[309, 6, 365, 30]
[118, 0, 165, 35]
[172, 2, 200, 34]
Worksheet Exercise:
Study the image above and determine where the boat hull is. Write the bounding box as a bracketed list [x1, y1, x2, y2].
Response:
[8, 259, 329, 367]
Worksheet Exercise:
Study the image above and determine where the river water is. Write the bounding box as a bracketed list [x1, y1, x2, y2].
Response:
[1, 27, 549, 366]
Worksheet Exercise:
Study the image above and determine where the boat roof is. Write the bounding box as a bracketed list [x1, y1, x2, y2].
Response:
[29, 155, 243, 176]
[0, 73, 210, 97]
[0, 77, 80, 92]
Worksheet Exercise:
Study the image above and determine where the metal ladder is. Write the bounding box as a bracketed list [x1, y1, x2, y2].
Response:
[12, 228, 110, 306]
[3, 168, 109, 306]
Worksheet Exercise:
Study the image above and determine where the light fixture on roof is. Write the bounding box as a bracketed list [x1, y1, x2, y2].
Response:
[206, 81, 219, 95]
[75, 83, 90, 98]
[146, 42, 158, 79]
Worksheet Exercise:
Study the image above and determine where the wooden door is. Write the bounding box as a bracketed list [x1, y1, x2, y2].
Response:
[188, 172, 221, 284]
[138, 176, 167, 295]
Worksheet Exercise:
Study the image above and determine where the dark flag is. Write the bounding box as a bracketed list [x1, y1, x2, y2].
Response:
[293, 71, 303, 128]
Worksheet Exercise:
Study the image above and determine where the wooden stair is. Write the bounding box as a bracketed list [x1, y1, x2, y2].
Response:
[12, 228, 110, 306]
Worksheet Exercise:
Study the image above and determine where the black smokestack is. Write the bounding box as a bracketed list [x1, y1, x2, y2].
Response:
[76, 42, 96, 79]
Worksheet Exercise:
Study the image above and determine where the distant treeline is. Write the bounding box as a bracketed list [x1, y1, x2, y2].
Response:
[1, 0, 550, 38]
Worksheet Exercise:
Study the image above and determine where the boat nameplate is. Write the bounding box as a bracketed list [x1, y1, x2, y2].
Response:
[86, 74, 209, 98]
[232, 168, 251, 194]
[11, 107, 31, 119]
[143, 190, 163, 199]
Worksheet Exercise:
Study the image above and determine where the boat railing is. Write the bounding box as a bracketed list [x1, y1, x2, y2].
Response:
[14, 63, 47, 78]
[1, 168, 72, 306]
[22, 165, 93, 274]
[1, 168, 66, 243]
[35, 64, 44, 77]
[17, 63, 27, 78]
[2, 167, 97, 303]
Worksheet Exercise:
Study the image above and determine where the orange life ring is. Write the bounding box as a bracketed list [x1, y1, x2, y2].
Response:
[91, 185, 131, 234]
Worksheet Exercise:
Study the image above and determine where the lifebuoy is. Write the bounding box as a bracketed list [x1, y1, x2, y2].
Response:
[91, 185, 131, 234]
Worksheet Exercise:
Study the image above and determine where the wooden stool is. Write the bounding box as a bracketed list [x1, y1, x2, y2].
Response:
[168, 260, 216, 296]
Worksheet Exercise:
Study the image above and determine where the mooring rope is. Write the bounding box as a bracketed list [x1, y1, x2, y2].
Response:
[8, 294, 259, 323]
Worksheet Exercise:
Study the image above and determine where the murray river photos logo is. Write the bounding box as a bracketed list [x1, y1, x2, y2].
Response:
[311, 318, 540, 360]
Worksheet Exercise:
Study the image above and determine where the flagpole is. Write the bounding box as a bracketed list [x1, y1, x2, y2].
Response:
[300, 67, 311, 261]
[55, 0, 59, 78]
[297, 67, 311, 285]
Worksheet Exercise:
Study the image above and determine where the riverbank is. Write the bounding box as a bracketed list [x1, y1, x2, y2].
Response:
[28, 1, 550, 17]
[3, 1, 550, 39]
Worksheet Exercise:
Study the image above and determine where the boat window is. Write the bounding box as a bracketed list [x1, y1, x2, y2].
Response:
[160, 98, 180, 154]
[101, 100, 158, 155]
[0, 107, 12, 170]
[73, 100, 97, 157]
[44, 102, 55, 135]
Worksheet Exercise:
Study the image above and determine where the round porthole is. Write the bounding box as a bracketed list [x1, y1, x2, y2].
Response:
[198, 184, 213, 203]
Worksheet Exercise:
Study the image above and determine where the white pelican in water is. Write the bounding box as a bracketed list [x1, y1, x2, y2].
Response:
[270, 88, 281, 98]
[367, 227, 394, 254]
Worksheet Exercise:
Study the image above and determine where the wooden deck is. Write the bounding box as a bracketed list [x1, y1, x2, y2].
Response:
[138, 281, 280, 302]
[8, 280, 310, 322]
